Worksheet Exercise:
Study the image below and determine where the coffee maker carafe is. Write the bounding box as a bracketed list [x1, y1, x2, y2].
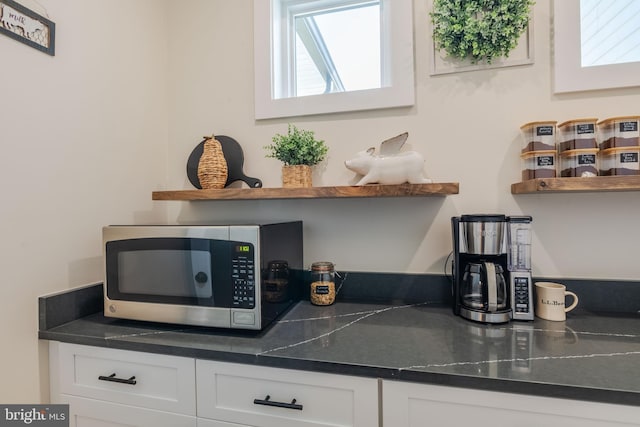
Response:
[452, 214, 534, 324]
[461, 262, 508, 313]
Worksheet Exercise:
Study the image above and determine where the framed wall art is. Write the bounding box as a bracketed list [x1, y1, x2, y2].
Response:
[430, 23, 533, 75]
[429, 0, 534, 75]
[0, 0, 55, 56]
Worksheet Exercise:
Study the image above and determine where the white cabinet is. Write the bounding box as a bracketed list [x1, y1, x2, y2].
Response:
[62, 396, 196, 427]
[196, 360, 379, 427]
[50, 342, 640, 427]
[49, 342, 378, 427]
[49, 342, 197, 427]
[382, 380, 640, 427]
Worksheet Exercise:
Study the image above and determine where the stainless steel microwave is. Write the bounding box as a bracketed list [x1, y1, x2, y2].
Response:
[103, 222, 303, 330]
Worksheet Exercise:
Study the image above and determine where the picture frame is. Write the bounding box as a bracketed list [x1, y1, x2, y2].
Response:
[0, 0, 55, 56]
[428, 0, 534, 77]
[430, 22, 534, 76]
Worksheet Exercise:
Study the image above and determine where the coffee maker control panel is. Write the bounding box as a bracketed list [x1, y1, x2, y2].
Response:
[510, 273, 534, 321]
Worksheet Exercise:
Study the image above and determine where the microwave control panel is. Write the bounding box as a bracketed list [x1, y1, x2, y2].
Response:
[232, 247, 255, 309]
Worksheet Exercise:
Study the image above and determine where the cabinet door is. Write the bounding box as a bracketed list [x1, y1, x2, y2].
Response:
[383, 380, 640, 427]
[197, 360, 379, 427]
[51, 341, 196, 415]
[63, 395, 196, 427]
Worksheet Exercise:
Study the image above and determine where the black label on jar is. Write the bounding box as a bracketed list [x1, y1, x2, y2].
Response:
[314, 285, 331, 295]
[620, 152, 639, 163]
[537, 156, 554, 166]
[620, 122, 638, 132]
[536, 126, 554, 136]
[578, 154, 596, 165]
[576, 124, 595, 134]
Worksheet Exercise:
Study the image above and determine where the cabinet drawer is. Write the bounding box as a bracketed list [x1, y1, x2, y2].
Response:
[62, 395, 196, 427]
[52, 342, 196, 415]
[196, 360, 378, 427]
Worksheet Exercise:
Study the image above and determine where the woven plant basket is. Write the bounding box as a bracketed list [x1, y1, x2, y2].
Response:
[282, 165, 312, 188]
[197, 135, 228, 189]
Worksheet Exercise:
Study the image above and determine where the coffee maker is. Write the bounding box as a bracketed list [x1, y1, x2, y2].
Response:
[451, 214, 534, 324]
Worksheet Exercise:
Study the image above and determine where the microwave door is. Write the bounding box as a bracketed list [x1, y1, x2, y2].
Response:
[106, 238, 219, 306]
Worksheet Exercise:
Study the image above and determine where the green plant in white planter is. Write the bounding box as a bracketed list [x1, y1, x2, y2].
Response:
[264, 124, 328, 187]
[431, 0, 534, 64]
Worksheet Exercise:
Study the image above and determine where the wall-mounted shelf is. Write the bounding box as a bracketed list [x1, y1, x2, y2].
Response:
[511, 176, 640, 194]
[152, 182, 459, 201]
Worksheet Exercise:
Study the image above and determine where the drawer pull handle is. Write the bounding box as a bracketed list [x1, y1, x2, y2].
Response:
[253, 395, 303, 411]
[98, 373, 137, 385]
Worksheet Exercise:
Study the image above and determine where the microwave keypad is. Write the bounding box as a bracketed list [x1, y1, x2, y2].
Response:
[232, 257, 255, 308]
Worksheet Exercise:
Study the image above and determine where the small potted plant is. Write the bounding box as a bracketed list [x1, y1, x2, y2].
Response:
[264, 124, 328, 188]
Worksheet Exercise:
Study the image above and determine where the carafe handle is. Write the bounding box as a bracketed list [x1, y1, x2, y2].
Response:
[485, 262, 498, 312]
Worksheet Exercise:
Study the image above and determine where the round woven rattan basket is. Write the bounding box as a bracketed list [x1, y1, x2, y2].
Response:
[197, 136, 228, 189]
[282, 165, 312, 188]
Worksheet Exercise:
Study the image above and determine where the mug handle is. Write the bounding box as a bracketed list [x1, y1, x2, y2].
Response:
[564, 291, 579, 312]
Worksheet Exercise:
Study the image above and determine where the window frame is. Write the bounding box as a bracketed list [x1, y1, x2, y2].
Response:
[254, 0, 415, 119]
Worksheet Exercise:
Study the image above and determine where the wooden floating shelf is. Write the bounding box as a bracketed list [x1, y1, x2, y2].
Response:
[152, 182, 459, 201]
[511, 176, 640, 194]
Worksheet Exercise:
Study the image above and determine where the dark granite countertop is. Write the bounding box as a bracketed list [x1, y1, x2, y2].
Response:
[39, 286, 640, 407]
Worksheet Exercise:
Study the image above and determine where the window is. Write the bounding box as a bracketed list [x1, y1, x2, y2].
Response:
[554, 0, 640, 93]
[288, 1, 381, 97]
[254, 0, 415, 119]
[580, 0, 640, 67]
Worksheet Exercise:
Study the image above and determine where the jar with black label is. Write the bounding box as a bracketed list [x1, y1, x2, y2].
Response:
[310, 262, 336, 306]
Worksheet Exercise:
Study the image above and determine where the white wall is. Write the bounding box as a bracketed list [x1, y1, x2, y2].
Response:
[166, 0, 640, 280]
[0, 0, 169, 403]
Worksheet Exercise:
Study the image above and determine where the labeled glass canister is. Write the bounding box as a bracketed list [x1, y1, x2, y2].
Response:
[310, 262, 336, 306]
